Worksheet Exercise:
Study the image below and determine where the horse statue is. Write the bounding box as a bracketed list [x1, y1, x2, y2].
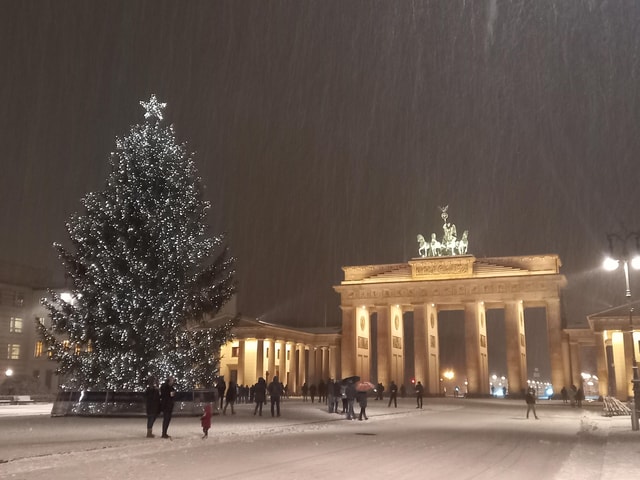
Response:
[416, 234, 428, 258]
[457, 230, 469, 255]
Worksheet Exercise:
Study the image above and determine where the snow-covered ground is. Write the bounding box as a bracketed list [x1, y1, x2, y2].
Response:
[1, 397, 639, 479]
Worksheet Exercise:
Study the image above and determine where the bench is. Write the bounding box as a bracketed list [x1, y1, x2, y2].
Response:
[12, 395, 35, 405]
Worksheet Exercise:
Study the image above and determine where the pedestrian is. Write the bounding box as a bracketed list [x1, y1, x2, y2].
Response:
[356, 388, 369, 420]
[333, 379, 342, 413]
[327, 379, 335, 413]
[560, 386, 568, 404]
[388, 381, 398, 408]
[415, 381, 424, 409]
[345, 380, 357, 420]
[301, 382, 309, 402]
[525, 388, 539, 419]
[568, 384, 577, 407]
[576, 386, 585, 408]
[309, 383, 317, 403]
[145, 376, 161, 438]
[160, 376, 176, 439]
[318, 379, 326, 403]
[340, 382, 348, 413]
[223, 380, 237, 415]
[201, 403, 212, 439]
[254, 377, 267, 416]
[376, 382, 385, 401]
[268, 375, 282, 417]
[216, 377, 226, 410]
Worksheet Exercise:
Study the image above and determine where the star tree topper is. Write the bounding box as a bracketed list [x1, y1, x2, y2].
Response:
[140, 94, 167, 121]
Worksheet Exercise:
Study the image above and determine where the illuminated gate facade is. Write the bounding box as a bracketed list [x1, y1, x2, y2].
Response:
[334, 255, 567, 396]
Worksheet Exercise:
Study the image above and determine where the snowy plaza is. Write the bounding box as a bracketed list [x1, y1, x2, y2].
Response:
[2, 397, 640, 480]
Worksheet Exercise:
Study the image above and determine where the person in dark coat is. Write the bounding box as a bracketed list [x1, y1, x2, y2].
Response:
[576, 386, 585, 408]
[160, 376, 176, 439]
[201, 403, 212, 439]
[345, 380, 357, 420]
[309, 383, 317, 403]
[356, 389, 369, 420]
[525, 387, 539, 419]
[327, 379, 335, 413]
[333, 379, 342, 414]
[145, 377, 161, 438]
[216, 377, 226, 410]
[223, 381, 237, 415]
[415, 381, 424, 409]
[268, 375, 282, 417]
[388, 381, 398, 408]
[254, 377, 267, 416]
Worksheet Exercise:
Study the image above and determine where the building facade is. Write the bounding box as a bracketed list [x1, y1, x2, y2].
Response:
[215, 315, 341, 394]
[334, 254, 568, 396]
[565, 301, 640, 401]
[0, 262, 60, 393]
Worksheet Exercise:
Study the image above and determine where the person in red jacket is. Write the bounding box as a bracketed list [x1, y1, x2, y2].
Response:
[201, 403, 212, 439]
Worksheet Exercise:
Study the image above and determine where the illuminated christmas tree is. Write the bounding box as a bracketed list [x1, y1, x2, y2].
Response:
[39, 95, 237, 391]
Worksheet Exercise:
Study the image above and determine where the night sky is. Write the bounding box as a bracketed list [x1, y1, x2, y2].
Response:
[2, 1, 640, 376]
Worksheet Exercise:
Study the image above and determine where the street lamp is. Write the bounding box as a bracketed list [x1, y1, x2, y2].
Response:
[603, 229, 640, 430]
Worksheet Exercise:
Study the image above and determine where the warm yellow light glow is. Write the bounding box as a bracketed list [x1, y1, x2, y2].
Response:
[632, 256, 640, 270]
[603, 257, 620, 271]
[443, 369, 454, 380]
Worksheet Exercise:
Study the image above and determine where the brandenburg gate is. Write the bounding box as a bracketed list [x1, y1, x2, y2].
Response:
[334, 254, 567, 395]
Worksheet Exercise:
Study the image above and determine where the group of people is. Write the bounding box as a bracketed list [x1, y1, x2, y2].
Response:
[560, 384, 585, 407]
[371, 380, 425, 409]
[144, 376, 177, 439]
[145, 375, 430, 439]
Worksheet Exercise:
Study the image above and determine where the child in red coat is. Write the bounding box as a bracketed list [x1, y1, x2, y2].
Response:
[201, 403, 212, 439]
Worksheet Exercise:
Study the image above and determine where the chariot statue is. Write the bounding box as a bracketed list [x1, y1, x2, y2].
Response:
[416, 206, 469, 258]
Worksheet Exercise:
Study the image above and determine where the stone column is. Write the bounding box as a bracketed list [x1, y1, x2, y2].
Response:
[623, 329, 635, 399]
[504, 301, 526, 395]
[569, 341, 581, 387]
[298, 343, 307, 387]
[612, 331, 629, 400]
[329, 345, 339, 380]
[321, 347, 330, 381]
[546, 298, 565, 393]
[595, 332, 608, 398]
[237, 339, 245, 386]
[561, 333, 572, 390]
[425, 303, 440, 395]
[376, 305, 391, 386]
[256, 339, 264, 382]
[277, 340, 286, 380]
[340, 306, 356, 378]
[308, 346, 317, 385]
[465, 302, 488, 395]
[413, 304, 428, 390]
[267, 338, 276, 383]
[288, 341, 298, 395]
[242, 339, 259, 387]
[390, 305, 404, 386]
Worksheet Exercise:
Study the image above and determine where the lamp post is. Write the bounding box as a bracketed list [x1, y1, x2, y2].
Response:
[603, 229, 640, 430]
